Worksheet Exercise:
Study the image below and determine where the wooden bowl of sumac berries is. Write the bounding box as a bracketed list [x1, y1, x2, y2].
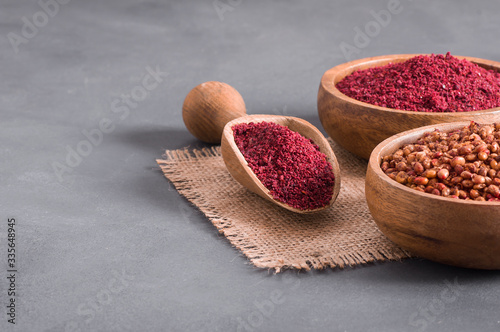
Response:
[366, 121, 500, 269]
[318, 53, 500, 160]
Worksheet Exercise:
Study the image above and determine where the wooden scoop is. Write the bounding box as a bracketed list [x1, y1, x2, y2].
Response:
[221, 114, 341, 213]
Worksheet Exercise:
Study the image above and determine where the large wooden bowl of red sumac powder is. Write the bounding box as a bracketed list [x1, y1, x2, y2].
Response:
[221, 114, 341, 213]
[366, 121, 500, 269]
[318, 53, 500, 160]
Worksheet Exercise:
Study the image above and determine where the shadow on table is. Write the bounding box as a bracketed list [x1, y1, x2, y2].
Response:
[107, 125, 228, 240]
[326, 258, 500, 286]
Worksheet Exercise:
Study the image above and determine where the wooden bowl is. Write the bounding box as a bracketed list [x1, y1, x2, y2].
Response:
[221, 114, 341, 213]
[366, 121, 500, 269]
[318, 54, 500, 160]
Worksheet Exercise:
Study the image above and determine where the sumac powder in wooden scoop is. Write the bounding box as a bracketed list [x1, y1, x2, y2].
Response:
[221, 114, 341, 213]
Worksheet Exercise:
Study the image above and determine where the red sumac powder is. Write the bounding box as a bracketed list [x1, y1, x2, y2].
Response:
[232, 121, 335, 210]
[337, 53, 500, 112]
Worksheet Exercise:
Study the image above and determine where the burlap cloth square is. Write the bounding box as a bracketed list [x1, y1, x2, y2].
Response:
[157, 139, 411, 272]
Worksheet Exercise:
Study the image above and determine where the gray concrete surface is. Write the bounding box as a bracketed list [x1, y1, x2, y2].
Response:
[2, 0, 500, 331]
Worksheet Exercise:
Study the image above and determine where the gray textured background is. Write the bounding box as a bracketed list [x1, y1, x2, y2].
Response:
[2, 0, 500, 331]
